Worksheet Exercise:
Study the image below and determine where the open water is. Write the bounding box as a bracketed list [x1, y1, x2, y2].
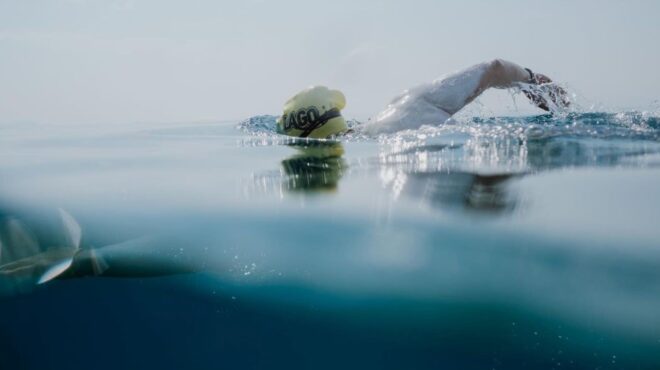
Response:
[1, 111, 660, 369]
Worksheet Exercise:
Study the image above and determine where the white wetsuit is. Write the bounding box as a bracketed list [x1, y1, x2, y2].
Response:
[361, 59, 533, 135]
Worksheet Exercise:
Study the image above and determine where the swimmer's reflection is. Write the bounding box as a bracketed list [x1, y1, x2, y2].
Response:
[385, 169, 519, 214]
[379, 132, 660, 215]
[281, 141, 347, 193]
[380, 143, 520, 215]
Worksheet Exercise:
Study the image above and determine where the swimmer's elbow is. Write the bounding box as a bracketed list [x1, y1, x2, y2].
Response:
[488, 58, 508, 72]
[483, 58, 528, 88]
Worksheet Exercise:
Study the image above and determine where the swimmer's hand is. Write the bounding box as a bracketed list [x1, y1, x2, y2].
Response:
[522, 73, 570, 112]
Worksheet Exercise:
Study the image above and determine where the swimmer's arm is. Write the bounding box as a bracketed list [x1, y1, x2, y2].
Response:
[422, 59, 535, 116]
[469, 59, 533, 101]
[466, 59, 568, 112]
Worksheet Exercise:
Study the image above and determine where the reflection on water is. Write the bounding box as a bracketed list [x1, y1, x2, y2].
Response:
[246, 117, 660, 217]
[281, 142, 347, 192]
[373, 134, 660, 214]
[383, 171, 518, 214]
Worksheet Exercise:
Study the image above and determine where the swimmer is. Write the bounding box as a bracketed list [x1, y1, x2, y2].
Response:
[277, 59, 570, 138]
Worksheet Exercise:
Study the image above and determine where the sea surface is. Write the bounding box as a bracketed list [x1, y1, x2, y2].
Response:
[1, 111, 660, 369]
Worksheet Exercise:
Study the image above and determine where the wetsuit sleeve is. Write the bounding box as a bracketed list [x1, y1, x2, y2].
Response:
[364, 59, 534, 135]
[422, 59, 533, 115]
[477, 59, 532, 90]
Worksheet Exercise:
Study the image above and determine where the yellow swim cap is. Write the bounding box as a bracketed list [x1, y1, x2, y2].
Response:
[277, 86, 348, 138]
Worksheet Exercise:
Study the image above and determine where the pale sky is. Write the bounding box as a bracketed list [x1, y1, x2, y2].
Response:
[1, 0, 659, 125]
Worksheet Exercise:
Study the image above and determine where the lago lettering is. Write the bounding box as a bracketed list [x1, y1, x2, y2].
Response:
[281, 106, 342, 137]
[283, 106, 321, 131]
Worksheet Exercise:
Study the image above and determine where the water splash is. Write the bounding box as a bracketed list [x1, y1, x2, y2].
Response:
[238, 111, 660, 142]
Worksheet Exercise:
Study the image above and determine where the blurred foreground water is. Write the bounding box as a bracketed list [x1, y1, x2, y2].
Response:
[1, 112, 660, 369]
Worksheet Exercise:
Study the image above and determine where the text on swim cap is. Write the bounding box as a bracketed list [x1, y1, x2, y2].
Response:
[283, 106, 321, 131]
[282, 107, 343, 138]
